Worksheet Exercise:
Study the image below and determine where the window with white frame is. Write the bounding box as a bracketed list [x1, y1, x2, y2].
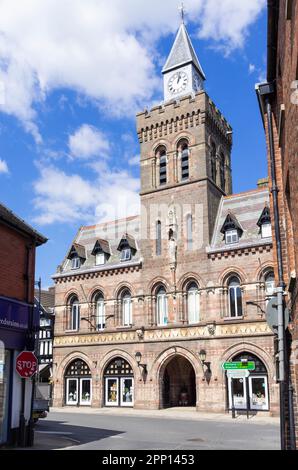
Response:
[69, 298, 80, 331]
[95, 252, 106, 266]
[71, 256, 81, 269]
[122, 292, 132, 326]
[187, 283, 200, 324]
[157, 287, 168, 326]
[265, 271, 275, 300]
[228, 277, 243, 318]
[96, 294, 105, 330]
[120, 248, 131, 262]
[225, 229, 239, 244]
[261, 223, 272, 238]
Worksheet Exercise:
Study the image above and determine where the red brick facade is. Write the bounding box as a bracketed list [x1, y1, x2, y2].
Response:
[257, 0, 298, 448]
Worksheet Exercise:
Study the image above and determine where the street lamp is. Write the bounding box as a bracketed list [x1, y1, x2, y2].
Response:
[199, 350, 211, 373]
[135, 352, 147, 378]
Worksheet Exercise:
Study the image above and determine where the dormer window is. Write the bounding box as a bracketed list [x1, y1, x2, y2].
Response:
[117, 233, 137, 262]
[225, 229, 239, 245]
[257, 206, 272, 239]
[121, 248, 131, 262]
[95, 252, 106, 266]
[220, 213, 243, 245]
[261, 223, 272, 239]
[71, 256, 81, 270]
[91, 239, 111, 266]
[67, 243, 86, 270]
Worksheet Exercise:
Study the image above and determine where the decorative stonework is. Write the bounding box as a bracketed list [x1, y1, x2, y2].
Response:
[54, 321, 273, 347]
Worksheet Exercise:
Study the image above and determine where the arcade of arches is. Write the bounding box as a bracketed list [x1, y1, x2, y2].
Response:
[61, 351, 273, 413]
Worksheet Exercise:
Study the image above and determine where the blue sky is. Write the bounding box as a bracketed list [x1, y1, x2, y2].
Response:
[0, 0, 268, 287]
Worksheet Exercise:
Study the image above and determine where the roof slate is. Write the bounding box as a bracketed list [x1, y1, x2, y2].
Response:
[162, 23, 206, 78]
[209, 189, 272, 251]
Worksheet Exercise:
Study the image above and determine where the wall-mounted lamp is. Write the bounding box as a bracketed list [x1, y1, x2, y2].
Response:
[199, 349, 211, 374]
[135, 351, 148, 379]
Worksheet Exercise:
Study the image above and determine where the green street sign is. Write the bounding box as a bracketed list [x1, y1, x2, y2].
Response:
[222, 361, 255, 371]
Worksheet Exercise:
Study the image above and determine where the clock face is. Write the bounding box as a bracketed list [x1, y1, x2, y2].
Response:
[168, 71, 188, 94]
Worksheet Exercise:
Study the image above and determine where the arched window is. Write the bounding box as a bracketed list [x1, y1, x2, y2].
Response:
[186, 214, 193, 250]
[157, 146, 167, 185]
[211, 142, 217, 182]
[156, 286, 168, 326]
[179, 140, 190, 181]
[67, 296, 80, 331]
[65, 359, 91, 406]
[265, 271, 275, 300]
[156, 220, 162, 256]
[228, 276, 243, 318]
[94, 292, 105, 331]
[220, 153, 225, 190]
[121, 290, 132, 326]
[187, 282, 200, 324]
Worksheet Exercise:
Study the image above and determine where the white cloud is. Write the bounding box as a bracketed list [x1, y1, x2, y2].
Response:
[33, 164, 140, 225]
[128, 155, 140, 167]
[0, 0, 266, 139]
[0, 159, 9, 174]
[68, 124, 110, 159]
[249, 64, 256, 74]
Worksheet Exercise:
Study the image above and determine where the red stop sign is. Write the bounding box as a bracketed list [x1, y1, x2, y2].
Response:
[16, 351, 38, 378]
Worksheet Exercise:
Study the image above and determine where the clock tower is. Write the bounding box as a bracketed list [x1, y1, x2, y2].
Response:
[136, 16, 233, 294]
[162, 21, 206, 102]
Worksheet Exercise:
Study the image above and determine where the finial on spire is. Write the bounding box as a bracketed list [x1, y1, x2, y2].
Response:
[178, 2, 186, 24]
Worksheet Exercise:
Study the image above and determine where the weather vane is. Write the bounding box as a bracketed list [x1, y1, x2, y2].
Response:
[179, 3, 186, 24]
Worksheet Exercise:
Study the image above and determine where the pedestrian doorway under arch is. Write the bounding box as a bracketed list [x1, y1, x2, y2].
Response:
[161, 355, 196, 408]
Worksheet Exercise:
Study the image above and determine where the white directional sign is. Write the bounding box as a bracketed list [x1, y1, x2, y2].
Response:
[226, 369, 250, 378]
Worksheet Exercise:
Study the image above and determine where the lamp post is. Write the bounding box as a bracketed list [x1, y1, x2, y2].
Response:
[199, 349, 211, 373]
[135, 352, 147, 381]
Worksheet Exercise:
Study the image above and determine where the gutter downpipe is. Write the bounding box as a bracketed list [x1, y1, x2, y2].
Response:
[265, 95, 287, 450]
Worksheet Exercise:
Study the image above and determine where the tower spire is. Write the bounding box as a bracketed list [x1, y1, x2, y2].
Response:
[178, 3, 186, 24]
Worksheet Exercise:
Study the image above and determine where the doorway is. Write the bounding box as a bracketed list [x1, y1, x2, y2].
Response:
[161, 355, 196, 408]
[64, 359, 92, 406]
[104, 357, 134, 407]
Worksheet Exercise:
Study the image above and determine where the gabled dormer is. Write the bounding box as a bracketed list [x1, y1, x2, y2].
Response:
[91, 239, 111, 266]
[117, 234, 137, 262]
[220, 212, 243, 245]
[257, 206, 272, 238]
[67, 243, 86, 270]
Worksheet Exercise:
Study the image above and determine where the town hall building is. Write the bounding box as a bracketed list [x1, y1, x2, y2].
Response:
[52, 21, 279, 415]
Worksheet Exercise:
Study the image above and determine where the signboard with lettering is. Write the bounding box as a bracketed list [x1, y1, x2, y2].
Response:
[222, 361, 255, 371]
[0, 297, 30, 331]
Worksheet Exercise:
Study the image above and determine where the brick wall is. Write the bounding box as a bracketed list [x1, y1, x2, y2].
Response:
[0, 222, 36, 303]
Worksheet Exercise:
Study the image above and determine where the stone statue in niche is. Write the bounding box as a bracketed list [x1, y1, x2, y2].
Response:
[169, 228, 177, 265]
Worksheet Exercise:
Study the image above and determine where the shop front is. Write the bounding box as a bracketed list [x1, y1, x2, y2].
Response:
[0, 296, 36, 445]
[227, 353, 270, 412]
[104, 357, 134, 407]
[65, 359, 92, 406]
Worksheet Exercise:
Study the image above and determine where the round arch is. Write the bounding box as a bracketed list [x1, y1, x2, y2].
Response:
[113, 282, 136, 299]
[151, 346, 201, 409]
[147, 276, 170, 295]
[99, 350, 138, 408]
[218, 266, 248, 286]
[88, 285, 105, 303]
[60, 353, 94, 407]
[63, 288, 81, 304]
[178, 272, 204, 291]
[220, 342, 275, 379]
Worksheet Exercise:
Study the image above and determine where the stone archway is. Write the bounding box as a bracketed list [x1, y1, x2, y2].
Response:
[160, 355, 197, 408]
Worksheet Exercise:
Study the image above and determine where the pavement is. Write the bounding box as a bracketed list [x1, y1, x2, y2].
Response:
[25, 407, 280, 450]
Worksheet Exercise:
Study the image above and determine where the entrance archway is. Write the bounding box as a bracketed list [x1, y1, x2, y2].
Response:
[64, 359, 92, 406]
[227, 352, 270, 411]
[103, 357, 134, 407]
[161, 355, 196, 408]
